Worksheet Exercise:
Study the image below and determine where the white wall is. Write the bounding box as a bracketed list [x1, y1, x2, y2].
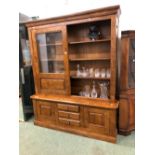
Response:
[19, 0, 137, 31]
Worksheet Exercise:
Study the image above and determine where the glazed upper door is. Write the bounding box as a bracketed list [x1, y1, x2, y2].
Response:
[128, 38, 135, 88]
[31, 26, 70, 95]
[37, 30, 64, 73]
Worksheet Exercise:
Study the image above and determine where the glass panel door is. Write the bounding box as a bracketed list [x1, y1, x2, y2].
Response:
[36, 31, 64, 73]
[128, 38, 135, 88]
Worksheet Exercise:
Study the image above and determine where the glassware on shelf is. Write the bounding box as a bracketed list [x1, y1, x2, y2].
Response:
[86, 69, 89, 77]
[94, 68, 100, 78]
[82, 67, 87, 77]
[79, 91, 84, 96]
[106, 68, 111, 78]
[99, 82, 108, 99]
[89, 68, 94, 77]
[101, 68, 106, 78]
[77, 64, 81, 77]
[83, 85, 91, 97]
[46, 36, 50, 43]
[91, 81, 97, 98]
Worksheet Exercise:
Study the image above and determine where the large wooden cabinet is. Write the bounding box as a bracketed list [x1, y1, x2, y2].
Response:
[118, 31, 135, 135]
[26, 5, 120, 143]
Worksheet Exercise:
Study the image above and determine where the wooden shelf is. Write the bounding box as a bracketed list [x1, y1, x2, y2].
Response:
[71, 76, 110, 80]
[40, 58, 64, 62]
[68, 39, 110, 45]
[39, 42, 62, 47]
[69, 57, 110, 61]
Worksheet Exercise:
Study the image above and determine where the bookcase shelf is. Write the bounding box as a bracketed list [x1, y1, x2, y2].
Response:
[70, 76, 110, 80]
[69, 57, 110, 61]
[68, 39, 110, 45]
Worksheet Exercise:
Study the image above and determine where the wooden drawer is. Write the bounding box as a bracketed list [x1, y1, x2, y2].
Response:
[68, 105, 79, 112]
[58, 118, 80, 127]
[69, 120, 80, 127]
[58, 111, 80, 120]
[58, 103, 79, 112]
[69, 113, 80, 120]
[58, 111, 68, 119]
[58, 118, 70, 125]
[58, 104, 68, 111]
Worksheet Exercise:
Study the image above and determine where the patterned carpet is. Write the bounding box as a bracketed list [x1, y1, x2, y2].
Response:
[19, 118, 135, 155]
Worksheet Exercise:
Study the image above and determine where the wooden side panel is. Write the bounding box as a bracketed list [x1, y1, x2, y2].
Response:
[119, 93, 135, 134]
[129, 95, 135, 129]
[110, 15, 117, 99]
[28, 29, 40, 94]
[63, 26, 71, 95]
[119, 98, 129, 129]
[109, 109, 117, 137]
[32, 100, 38, 120]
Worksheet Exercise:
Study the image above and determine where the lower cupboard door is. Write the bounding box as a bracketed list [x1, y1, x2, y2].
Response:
[84, 107, 110, 135]
[37, 101, 56, 123]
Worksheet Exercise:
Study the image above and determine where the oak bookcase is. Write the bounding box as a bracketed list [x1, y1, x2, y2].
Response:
[25, 5, 121, 143]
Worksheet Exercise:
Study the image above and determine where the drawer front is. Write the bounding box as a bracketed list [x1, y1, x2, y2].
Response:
[58, 111, 80, 121]
[58, 104, 68, 111]
[58, 118, 80, 127]
[68, 105, 79, 112]
[58, 118, 70, 125]
[69, 120, 80, 127]
[57, 103, 81, 127]
[69, 113, 80, 120]
[58, 103, 79, 112]
[58, 111, 69, 119]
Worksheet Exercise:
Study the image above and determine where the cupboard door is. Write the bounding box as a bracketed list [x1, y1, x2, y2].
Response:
[37, 101, 56, 123]
[84, 107, 109, 135]
[31, 26, 70, 95]
[128, 38, 135, 88]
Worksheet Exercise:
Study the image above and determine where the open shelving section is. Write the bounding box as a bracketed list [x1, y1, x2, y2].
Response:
[67, 19, 112, 99]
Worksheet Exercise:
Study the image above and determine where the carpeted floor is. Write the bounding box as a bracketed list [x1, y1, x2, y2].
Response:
[19, 118, 135, 155]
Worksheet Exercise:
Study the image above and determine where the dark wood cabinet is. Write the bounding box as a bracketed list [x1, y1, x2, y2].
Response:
[118, 30, 135, 135]
[19, 24, 34, 121]
[26, 5, 121, 143]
